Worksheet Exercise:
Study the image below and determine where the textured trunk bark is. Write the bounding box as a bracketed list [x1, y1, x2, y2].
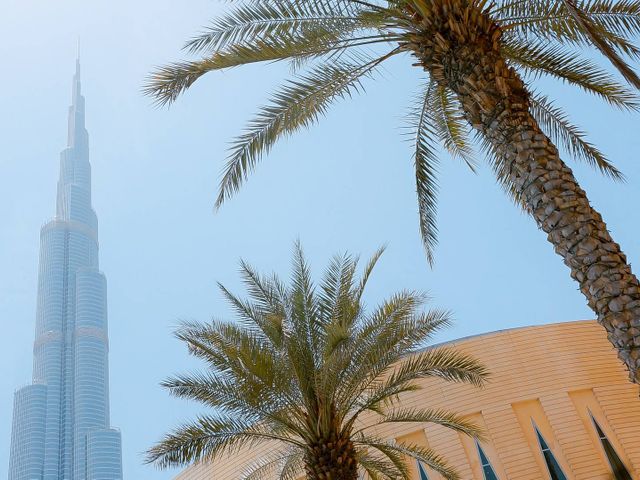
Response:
[304, 434, 358, 480]
[413, 4, 640, 383]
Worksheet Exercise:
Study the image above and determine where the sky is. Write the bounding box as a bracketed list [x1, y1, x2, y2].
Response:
[1, 1, 639, 479]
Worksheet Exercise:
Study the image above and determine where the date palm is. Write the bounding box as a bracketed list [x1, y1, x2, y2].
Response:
[145, 0, 640, 382]
[146, 245, 488, 479]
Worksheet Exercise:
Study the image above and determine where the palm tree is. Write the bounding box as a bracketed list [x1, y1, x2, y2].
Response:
[144, 0, 640, 383]
[146, 245, 488, 479]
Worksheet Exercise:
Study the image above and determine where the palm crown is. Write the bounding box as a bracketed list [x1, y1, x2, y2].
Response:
[146, 245, 488, 479]
[146, 0, 640, 384]
[145, 0, 639, 261]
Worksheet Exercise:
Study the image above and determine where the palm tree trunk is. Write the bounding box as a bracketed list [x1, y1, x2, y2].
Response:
[304, 434, 358, 480]
[415, 17, 640, 383]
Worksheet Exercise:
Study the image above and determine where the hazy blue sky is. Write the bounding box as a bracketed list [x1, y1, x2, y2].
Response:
[1, 1, 639, 479]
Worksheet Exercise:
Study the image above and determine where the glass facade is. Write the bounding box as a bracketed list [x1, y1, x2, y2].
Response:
[86, 430, 123, 480]
[475, 441, 499, 480]
[590, 415, 632, 480]
[8, 385, 47, 480]
[416, 461, 430, 480]
[7, 60, 122, 480]
[533, 424, 568, 480]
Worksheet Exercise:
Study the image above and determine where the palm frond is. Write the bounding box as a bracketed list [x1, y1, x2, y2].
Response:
[356, 437, 411, 478]
[236, 261, 289, 346]
[160, 371, 303, 430]
[529, 93, 624, 180]
[184, 0, 367, 54]
[499, 0, 640, 59]
[344, 341, 486, 428]
[240, 446, 303, 480]
[289, 241, 319, 345]
[584, 0, 640, 34]
[317, 251, 358, 327]
[409, 80, 441, 266]
[471, 130, 529, 212]
[426, 83, 478, 171]
[145, 32, 393, 106]
[386, 346, 489, 388]
[341, 312, 459, 425]
[162, 371, 249, 408]
[278, 448, 306, 480]
[497, 0, 640, 36]
[503, 40, 640, 110]
[217, 283, 270, 330]
[369, 407, 484, 439]
[353, 245, 386, 304]
[356, 449, 404, 479]
[561, 0, 640, 88]
[174, 321, 235, 370]
[356, 437, 460, 480]
[215, 49, 399, 207]
[581, 0, 640, 36]
[174, 320, 298, 409]
[146, 415, 302, 469]
[337, 294, 440, 408]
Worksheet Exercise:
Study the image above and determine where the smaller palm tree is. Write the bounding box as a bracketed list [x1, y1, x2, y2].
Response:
[146, 244, 488, 479]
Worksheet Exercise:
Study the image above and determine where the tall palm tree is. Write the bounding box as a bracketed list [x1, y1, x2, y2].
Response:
[145, 0, 640, 382]
[146, 245, 488, 479]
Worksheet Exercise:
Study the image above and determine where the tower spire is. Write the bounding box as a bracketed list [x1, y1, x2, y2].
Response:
[67, 55, 87, 150]
[58, 57, 92, 223]
[75, 38, 81, 82]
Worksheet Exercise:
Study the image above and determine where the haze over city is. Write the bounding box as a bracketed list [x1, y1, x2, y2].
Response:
[2, 1, 640, 479]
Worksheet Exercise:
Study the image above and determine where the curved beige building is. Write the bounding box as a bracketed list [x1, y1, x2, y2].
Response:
[175, 320, 640, 479]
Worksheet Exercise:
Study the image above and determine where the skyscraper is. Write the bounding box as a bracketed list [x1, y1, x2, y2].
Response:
[8, 59, 123, 480]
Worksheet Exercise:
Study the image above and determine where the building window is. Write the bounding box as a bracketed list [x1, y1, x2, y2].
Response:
[533, 424, 568, 480]
[475, 440, 499, 480]
[590, 414, 632, 480]
[417, 461, 430, 480]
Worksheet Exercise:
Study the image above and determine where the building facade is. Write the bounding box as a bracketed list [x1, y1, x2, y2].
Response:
[174, 320, 640, 480]
[8, 60, 123, 480]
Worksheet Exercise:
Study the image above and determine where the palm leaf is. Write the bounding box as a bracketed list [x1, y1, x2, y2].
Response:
[385, 346, 489, 388]
[240, 446, 303, 480]
[426, 83, 478, 171]
[146, 415, 302, 469]
[356, 437, 460, 480]
[277, 450, 305, 480]
[353, 245, 386, 304]
[409, 80, 441, 266]
[345, 343, 486, 426]
[145, 32, 394, 106]
[529, 93, 624, 179]
[317, 252, 357, 327]
[499, 0, 640, 59]
[561, 0, 640, 88]
[369, 407, 484, 439]
[356, 450, 404, 479]
[497, 0, 640, 36]
[337, 294, 441, 409]
[503, 39, 640, 110]
[215, 49, 399, 207]
[184, 0, 367, 54]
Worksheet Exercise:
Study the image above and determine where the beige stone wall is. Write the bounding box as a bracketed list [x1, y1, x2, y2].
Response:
[175, 320, 640, 479]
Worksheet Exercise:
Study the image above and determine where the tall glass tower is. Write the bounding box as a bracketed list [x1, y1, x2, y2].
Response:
[8, 59, 123, 480]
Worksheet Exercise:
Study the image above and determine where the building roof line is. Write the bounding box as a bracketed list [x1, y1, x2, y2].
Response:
[421, 319, 596, 352]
